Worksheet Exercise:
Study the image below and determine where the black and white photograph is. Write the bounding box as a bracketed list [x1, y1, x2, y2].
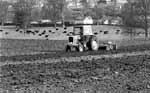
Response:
[0, 0, 150, 92]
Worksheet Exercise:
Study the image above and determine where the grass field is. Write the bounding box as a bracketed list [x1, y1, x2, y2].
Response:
[0, 38, 150, 57]
[0, 39, 67, 56]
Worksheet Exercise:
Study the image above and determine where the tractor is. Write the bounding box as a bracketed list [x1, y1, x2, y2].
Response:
[65, 26, 117, 52]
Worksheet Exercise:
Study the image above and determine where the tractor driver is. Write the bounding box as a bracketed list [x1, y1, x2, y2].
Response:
[80, 16, 94, 50]
[81, 25, 94, 50]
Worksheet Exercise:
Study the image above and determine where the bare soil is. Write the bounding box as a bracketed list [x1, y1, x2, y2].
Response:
[1, 54, 150, 92]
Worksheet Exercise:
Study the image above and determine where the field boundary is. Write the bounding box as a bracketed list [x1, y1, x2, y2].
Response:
[0, 50, 150, 67]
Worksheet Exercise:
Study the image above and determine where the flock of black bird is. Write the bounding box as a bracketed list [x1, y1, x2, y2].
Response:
[0, 27, 123, 40]
[0, 27, 69, 40]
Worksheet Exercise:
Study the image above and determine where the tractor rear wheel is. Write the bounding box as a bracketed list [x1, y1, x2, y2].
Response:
[76, 44, 84, 52]
[91, 40, 99, 51]
[88, 36, 98, 51]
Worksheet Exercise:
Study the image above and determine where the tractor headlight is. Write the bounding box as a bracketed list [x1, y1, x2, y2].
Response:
[69, 37, 73, 42]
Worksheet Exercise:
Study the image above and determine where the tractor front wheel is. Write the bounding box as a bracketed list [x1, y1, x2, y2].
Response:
[66, 45, 71, 52]
[112, 44, 117, 50]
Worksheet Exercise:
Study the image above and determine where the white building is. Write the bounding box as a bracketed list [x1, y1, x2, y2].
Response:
[66, 0, 83, 8]
[106, 0, 128, 9]
[66, 0, 98, 8]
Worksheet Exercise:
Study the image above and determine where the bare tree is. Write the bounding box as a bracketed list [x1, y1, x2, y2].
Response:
[80, 0, 89, 8]
[13, 0, 35, 28]
[74, 0, 78, 8]
[121, 0, 150, 38]
[80, 0, 91, 16]
[140, 0, 150, 38]
[42, 0, 65, 27]
[0, 0, 9, 25]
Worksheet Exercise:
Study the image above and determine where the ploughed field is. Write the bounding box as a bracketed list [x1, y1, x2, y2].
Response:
[1, 39, 150, 92]
[1, 54, 150, 92]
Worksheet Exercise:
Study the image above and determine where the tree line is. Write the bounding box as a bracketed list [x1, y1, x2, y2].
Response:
[0, 0, 150, 37]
